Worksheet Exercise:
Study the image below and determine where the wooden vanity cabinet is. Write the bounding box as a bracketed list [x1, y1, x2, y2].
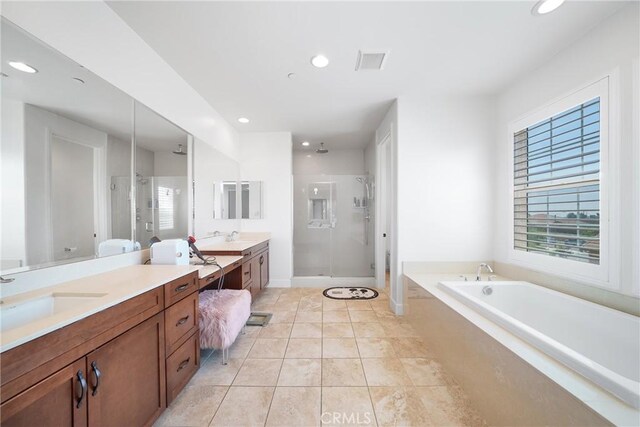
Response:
[0, 271, 200, 427]
[202, 241, 270, 294]
[1, 358, 88, 427]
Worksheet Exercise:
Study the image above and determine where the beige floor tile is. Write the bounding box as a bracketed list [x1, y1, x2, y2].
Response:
[291, 322, 323, 338]
[226, 335, 256, 359]
[296, 311, 323, 323]
[278, 358, 322, 386]
[274, 300, 300, 311]
[323, 300, 347, 311]
[346, 300, 373, 311]
[258, 322, 293, 338]
[400, 358, 445, 386]
[321, 387, 377, 427]
[352, 322, 386, 338]
[322, 338, 360, 358]
[210, 386, 274, 427]
[266, 387, 321, 427]
[285, 338, 322, 358]
[298, 298, 323, 312]
[369, 300, 392, 312]
[356, 338, 397, 358]
[247, 338, 288, 359]
[390, 338, 432, 358]
[188, 357, 243, 386]
[380, 322, 419, 337]
[322, 310, 351, 323]
[155, 385, 227, 427]
[369, 386, 434, 427]
[243, 325, 262, 338]
[348, 310, 379, 322]
[416, 385, 485, 426]
[362, 358, 413, 386]
[270, 311, 297, 323]
[323, 323, 355, 338]
[233, 358, 282, 386]
[252, 302, 276, 312]
[322, 358, 367, 386]
[373, 310, 397, 320]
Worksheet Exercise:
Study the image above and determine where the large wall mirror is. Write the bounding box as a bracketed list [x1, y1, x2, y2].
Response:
[0, 18, 191, 275]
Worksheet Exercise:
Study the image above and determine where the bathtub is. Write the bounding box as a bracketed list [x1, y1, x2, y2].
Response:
[438, 281, 640, 409]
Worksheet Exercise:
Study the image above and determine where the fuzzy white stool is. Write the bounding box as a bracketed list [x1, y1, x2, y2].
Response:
[199, 289, 252, 364]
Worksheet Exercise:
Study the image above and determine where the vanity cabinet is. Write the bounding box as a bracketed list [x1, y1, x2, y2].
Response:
[1, 358, 87, 427]
[1, 271, 200, 427]
[202, 241, 270, 295]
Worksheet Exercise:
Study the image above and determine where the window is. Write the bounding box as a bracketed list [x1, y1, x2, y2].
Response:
[514, 98, 601, 264]
[509, 78, 611, 285]
[157, 186, 174, 231]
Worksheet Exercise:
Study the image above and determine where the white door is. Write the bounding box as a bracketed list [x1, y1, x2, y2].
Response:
[50, 136, 96, 260]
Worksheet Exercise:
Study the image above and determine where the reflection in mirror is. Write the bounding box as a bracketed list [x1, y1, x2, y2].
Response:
[134, 102, 189, 248]
[241, 181, 263, 219]
[307, 183, 336, 228]
[217, 181, 238, 220]
[1, 18, 136, 273]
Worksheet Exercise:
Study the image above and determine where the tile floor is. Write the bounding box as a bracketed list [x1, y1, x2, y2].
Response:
[155, 287, 486, 427]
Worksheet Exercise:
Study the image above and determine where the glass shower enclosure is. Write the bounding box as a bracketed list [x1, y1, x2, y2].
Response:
[293, 174, 374, 278]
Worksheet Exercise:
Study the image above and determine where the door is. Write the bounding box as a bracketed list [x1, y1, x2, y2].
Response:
[1, 358, 88, 427]
[50, 136, 96, 261]
[87, 313, 165, 427]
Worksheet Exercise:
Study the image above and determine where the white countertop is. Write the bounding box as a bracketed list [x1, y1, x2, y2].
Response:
[0, 264, 199, 353]
[191, 255, 244, 279]
[198, 233, 270, 253]
[405, 272, 639, 426]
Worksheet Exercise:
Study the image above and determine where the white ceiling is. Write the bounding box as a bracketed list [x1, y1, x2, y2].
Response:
[1, 19, 187, 153]
[108, 1, 626, 150]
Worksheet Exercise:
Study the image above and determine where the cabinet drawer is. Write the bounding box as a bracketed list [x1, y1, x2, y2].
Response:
[164, 273, 198, 307]
[166, 332, 199, 405]
[165, 293, 198, 356]
[241, 261, 252, 286]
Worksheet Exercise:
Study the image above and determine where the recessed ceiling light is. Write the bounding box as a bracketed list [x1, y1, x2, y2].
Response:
[306, 154, 312, 158]
[302, 141, 310, 147]
[8, 61, 38, 74]
[311, 55, 329, 68]
[238, 117, 250, 124]
[532, 0, 565, 15]
[288, 73, 296, 80]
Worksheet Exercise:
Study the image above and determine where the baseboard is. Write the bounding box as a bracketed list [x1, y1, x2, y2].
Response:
[266, 279, 291, 288]
[291, 276, 376, 288]
[390, 294, 404, 315]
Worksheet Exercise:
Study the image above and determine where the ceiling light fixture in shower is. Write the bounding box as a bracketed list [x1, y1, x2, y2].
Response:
[316, 143, 328, 154]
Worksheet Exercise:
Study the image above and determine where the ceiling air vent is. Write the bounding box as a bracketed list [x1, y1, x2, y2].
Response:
[355, 50, 388, 71]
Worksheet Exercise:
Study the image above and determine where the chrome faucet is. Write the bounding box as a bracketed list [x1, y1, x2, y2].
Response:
[226, 231, 239, 242]
[476, 263, 494, 281]
[212, 230, 222, 237]
[0, 276, 15, 284]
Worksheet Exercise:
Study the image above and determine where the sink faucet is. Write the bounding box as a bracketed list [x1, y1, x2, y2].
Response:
[476, 263, 494, 281]
[0, 276, 15, 284]
[226, 231, 239, 242]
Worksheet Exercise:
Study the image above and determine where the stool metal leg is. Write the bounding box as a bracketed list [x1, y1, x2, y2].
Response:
[242, 326, 246, 335]
[221, 347, 228, 365]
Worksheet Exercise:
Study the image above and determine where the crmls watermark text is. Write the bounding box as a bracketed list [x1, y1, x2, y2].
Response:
[321, 411, 372, 425]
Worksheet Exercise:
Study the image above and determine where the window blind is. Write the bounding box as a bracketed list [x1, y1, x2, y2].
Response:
[514, 97, 600, 264]
[157, 186, 175, 231]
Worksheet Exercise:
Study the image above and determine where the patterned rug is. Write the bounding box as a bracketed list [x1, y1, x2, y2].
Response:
[322, 287, 379, 300]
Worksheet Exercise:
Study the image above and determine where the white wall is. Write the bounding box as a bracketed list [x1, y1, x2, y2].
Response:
[494, 3, 640, 297]
[153, 152, 187, 176]
[0, 1, 240, 162]
[240, 132, 293, 287]
[292, 149, 365, 175]
[193, 138, 241, 237]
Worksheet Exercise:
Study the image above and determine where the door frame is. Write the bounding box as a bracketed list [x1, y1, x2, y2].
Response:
[375, 131, 392, 290]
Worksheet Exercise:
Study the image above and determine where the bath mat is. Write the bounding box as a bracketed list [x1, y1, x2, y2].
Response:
[246, 312, 272, 326]
[323, 287, 379, 300]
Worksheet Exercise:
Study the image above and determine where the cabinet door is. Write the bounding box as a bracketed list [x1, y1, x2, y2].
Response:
[259, 250, 270, 289]
[87, 313, 165, 427]
[1, 358, 88, 427]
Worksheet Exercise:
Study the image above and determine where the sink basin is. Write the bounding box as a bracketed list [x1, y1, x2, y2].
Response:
[0, 292, 107, 333]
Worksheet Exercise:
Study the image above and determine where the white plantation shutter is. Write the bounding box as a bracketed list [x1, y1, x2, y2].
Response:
[513, 97, 601, 264]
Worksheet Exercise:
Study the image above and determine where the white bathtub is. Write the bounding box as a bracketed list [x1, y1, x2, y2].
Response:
[438, 280, 640, 409]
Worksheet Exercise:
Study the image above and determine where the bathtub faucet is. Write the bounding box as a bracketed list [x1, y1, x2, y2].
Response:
[476, 263, 494, 281]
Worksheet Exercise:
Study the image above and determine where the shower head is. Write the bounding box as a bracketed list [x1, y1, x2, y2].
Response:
[316, 143, 328, 154]
[172, 144, 187, 155]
